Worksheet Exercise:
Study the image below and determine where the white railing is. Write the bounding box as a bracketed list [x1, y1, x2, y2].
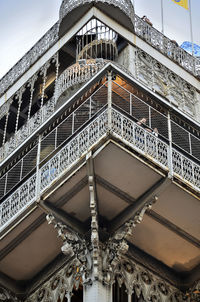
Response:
[0, 109, 108, 231]
[0, 97, 55, 163]
[134, 15, 200, 78]
[172, 149, 200, 191]
[55, 59, 108, 102]
[111, 108, 169, 169]
[0, 107, 200, 232]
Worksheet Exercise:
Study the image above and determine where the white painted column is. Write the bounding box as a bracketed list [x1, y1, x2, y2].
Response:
[84, 281, 112, 302]
[107, 72, 112, 131]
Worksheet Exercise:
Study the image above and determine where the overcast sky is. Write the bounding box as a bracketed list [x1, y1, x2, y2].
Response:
[0, 0, 199, 79]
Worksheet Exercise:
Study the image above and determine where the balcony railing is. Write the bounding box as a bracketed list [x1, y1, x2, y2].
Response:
[134, 15, 200, 78]
[0, 105, 200, 232]
[0, 97, 56, 163]
[55, 59, 108, 102]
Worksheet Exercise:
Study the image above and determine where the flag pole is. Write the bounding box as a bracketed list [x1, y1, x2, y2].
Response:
[161, 0, 164, 34]
[189, 0, 194, 55]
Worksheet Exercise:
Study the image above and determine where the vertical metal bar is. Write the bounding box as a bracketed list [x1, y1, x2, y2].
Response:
[189, 133, 192, 155]
[130, 93, 132, 116]
[20, 158, 23, 181]
[168, 111, 173, 177]
[55, 127, 58, 150]
[4, 173, 8, 196]
[107, 72, 112, 131]
[2, 112, 9, 145]
[149, 106, 151, 129]
[89, 97, 92, 119]
[72, 112, 75, 134]
[36, 136, 42, 200]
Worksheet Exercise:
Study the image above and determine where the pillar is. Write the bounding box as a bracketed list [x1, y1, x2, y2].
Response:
[84, 281, 112, 302]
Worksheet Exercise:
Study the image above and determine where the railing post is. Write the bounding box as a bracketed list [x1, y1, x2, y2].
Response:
[168, 112, 173, 178]
[36, 135, 42, 200]
[107, 72, 112, 131]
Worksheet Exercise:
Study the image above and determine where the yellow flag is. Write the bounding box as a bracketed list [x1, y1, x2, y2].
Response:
[171, 0, 189, 9]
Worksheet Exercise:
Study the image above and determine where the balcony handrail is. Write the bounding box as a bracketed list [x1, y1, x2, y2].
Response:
[0, 97, 56, 163]
[134, 14, 200, 78]
[1, 106, 200, 233]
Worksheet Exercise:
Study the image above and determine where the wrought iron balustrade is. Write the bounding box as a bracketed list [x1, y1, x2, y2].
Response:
[134, 15, 200, 78]
[0, 106, 200, 232]
[55, 59, 108, 102]
[0, 97, 56, 163]
[0, 84, 108, 201]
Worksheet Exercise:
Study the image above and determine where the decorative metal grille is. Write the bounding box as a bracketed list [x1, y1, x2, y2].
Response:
[1, 107, 200, 231]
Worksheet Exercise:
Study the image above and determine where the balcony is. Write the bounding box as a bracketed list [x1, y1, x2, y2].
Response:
[0, 76, 200, 232]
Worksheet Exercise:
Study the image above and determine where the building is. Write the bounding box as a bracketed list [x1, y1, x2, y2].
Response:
[0, 0, 200, 301]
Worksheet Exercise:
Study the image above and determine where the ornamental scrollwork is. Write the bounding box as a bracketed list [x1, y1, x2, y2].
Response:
[59, 0, 135, 26]
[0, 23, 59, 97]
[135, 48, 198, 118]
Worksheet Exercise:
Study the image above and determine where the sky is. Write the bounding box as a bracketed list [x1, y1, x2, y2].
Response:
[0, 0, 199, 79]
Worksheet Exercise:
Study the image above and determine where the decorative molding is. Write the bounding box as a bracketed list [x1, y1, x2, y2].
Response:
[0, 23, 59, 97]
[59, 0, 135, 26]
[134, 14, 200, 79]
[135, 48, 197, 118]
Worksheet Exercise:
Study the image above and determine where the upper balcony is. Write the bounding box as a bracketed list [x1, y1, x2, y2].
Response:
[0, 67, 200, 234]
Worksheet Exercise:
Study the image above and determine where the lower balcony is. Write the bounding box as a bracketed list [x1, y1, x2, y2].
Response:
[0, 104, 199, 233]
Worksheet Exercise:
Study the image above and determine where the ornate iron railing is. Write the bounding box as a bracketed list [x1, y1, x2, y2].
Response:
[0, 109, 108, 231]
[55, 59, 108, 102]
[59, 0, 135, 25]
[134, 15, 200, 78]
[0, 97, 56, 162]
[0, 12, 199, 100]
[0, 106, 200, 232]
[111, 108, 169, 169]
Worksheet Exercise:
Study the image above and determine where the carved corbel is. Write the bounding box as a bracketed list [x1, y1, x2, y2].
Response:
[102, 199, 156, 285]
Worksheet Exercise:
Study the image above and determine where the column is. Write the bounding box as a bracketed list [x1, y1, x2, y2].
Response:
[107, 72, 112, 130]
[84, 282, 112, 302]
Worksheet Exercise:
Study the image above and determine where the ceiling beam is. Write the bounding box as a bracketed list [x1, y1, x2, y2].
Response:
[109, 176, 171, 232]
[39, 199, 87, 235]
[97, 175, 200, 249]
[96, 174, 135, 204]
[147, 210, 200, 249]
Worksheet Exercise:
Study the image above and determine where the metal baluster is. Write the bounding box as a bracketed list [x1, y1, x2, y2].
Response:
[189, 133, 192, 155]
[149, 106, 151, 129]
[20, 158, 23, 181]
[36, 136, 42, 199]
[107, 72, 112, 131]
[130, 93, 132, 116]
[89, 97, 92, 119]
[168, 112, 173, 177]
[144, 130, 147, 153]
[2, 112, 9, 145]
[4, 173, 8, 196]
[72, 112, 75, 134]
[55, 127, 58, 150]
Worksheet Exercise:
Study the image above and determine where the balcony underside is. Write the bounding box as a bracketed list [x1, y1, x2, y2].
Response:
[0, 136, 199, 297]
[0, 65, 200, 299]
